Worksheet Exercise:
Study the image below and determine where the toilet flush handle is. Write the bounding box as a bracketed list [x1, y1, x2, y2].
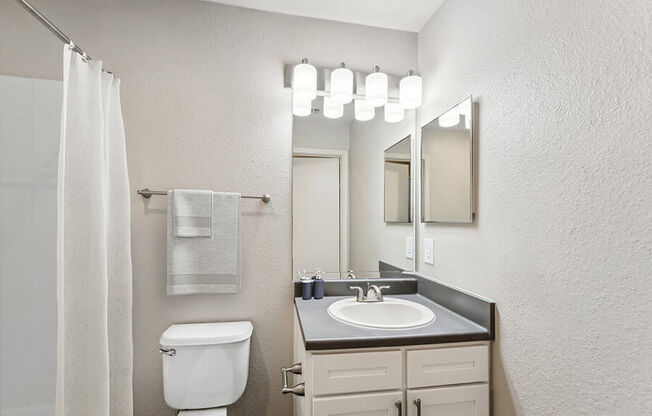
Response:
[159, 347, 176, 356]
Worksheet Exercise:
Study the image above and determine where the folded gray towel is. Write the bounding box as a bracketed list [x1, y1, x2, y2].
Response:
[167, 191, 241, 295]
[171, 189, 212, 237]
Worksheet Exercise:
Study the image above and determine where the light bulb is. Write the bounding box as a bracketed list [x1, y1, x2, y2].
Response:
[438, 110, 460, 127]
[293, 93, 311, 117]
[365, 66, 388, 107]
[384, 102, 404, 123]
[323, 96, 343, 119]
[354, 99, 375, 121]
[330, 63, 353, 104]
[293, 58, 317, 101]
[399, 71, 422, 109]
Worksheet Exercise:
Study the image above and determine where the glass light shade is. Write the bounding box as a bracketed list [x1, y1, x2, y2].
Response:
[293, 62, 317, 101]
[399, 74, 422, 109]
[323, 96, 344, 119]
[438, 110, 460, 127]
[330, 66, 353, 104]
[365, 71, 388, 107]
[292, 93, 312, 117]
[354, 99, 375, 121]
[384, 102, 404, 123]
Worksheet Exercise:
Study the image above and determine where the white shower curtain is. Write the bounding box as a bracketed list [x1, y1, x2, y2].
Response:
[56, 45, 133, 416]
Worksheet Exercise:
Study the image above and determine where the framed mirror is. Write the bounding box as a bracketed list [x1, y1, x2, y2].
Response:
[384, 136, 411, 223]
[421, 96, 473, 223]
[292, 101, 415, 279]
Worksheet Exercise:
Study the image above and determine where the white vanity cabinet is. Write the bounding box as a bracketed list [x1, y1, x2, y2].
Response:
[292, 314, 491, 416]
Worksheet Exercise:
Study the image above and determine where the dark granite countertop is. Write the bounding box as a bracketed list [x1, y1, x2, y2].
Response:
[295, 293, 491, 350]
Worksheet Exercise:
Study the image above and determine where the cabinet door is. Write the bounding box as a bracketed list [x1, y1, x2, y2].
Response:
[407, 384, 488, 416]
[313, 391, 403, 416]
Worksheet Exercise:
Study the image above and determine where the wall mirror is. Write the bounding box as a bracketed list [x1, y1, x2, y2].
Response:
[292, 103, 415, 280]
[421, 96, 474, 223]
[384, 136, 412, 223]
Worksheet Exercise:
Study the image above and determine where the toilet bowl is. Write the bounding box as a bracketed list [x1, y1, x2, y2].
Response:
[160, 321, 253, 415]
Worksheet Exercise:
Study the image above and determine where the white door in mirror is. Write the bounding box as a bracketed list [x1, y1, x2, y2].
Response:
[327, 298, 435, 329]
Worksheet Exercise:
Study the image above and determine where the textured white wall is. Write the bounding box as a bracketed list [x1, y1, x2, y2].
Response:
[0, 1, 416, 415]
[417, 1, 651, 414]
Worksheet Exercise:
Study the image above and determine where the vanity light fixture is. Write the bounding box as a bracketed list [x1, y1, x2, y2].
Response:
[384, 102, 404, 123]
[438, 109, 460, 127]
[292, 58, 317, 101]
[292, 94, 312, 117]
[365, 65, 388, 107]
[354, 99, 375, 121]
[399, 70, 422, 110]
[330, 62, 353, 104]
[286, 60, 423, 122]
[323, 96, 344, 119]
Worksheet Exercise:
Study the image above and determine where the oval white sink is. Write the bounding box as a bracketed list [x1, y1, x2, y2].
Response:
[327, 297, 435, 329]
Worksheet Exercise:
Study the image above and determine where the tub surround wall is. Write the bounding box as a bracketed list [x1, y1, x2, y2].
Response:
[0, 1, 417, 415]
[417, 1, 651, 414]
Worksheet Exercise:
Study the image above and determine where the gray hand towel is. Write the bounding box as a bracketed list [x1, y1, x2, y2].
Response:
[171, 189, 213, 237]
[167, 191, 241, 295]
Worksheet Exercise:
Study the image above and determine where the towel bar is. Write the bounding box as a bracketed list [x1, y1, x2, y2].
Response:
[137, 188, 271, 203]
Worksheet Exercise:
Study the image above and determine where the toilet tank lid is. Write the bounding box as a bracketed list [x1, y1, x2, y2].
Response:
[160, 321, 253, 347]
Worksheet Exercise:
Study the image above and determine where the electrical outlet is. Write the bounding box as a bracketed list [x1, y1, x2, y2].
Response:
[424, 238, 434, 264]
[405, 236, 414, 259]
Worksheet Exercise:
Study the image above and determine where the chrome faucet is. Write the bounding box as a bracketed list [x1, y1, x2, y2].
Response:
[346, 270, 357, 279]
[349, 282, 391, 302]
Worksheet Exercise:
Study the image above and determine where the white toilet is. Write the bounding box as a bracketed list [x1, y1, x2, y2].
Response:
[159, 321, 254, 415]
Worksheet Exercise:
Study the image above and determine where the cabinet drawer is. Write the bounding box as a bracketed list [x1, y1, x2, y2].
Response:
[407, 345, 488, 387]
[312, 350, 402, 396]
[313, 391, 403, 416]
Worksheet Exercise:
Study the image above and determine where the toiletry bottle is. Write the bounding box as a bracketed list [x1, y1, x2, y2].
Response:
[313, 269, 324, 299]
[301, 277, 313, 300]
[298, 269, 313, 300]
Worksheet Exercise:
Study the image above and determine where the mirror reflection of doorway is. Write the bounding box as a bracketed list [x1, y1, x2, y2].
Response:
[292, 150, 348, 279]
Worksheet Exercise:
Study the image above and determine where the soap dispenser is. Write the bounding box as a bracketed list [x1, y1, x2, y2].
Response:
[313, 269, 324, 299]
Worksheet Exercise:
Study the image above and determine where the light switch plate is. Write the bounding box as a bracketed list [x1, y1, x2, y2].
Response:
[424, 238, 434, 264]
[405, 236, 414, 259]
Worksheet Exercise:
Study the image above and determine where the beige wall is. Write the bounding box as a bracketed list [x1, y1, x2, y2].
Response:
[0, 1, 416, 415]
[293, 117, 350, 151]
[417, 1, 651, 414]
[350, 113, 415, 271]
[421, 128, 471, 222]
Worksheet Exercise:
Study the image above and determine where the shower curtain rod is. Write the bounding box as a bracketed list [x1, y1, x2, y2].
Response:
[14, 0, 112, 73]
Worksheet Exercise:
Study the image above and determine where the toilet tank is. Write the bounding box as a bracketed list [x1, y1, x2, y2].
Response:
[160, 321, 253, 410]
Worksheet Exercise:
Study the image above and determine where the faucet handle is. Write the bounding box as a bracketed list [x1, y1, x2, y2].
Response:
[378, 285, 391, 291]
[349, 286, 366, 302]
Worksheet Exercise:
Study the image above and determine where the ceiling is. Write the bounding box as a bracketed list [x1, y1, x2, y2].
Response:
[202, 0, 445, 32]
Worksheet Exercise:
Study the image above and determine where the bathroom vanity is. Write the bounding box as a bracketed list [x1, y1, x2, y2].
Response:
[286, 276, 495, 416]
